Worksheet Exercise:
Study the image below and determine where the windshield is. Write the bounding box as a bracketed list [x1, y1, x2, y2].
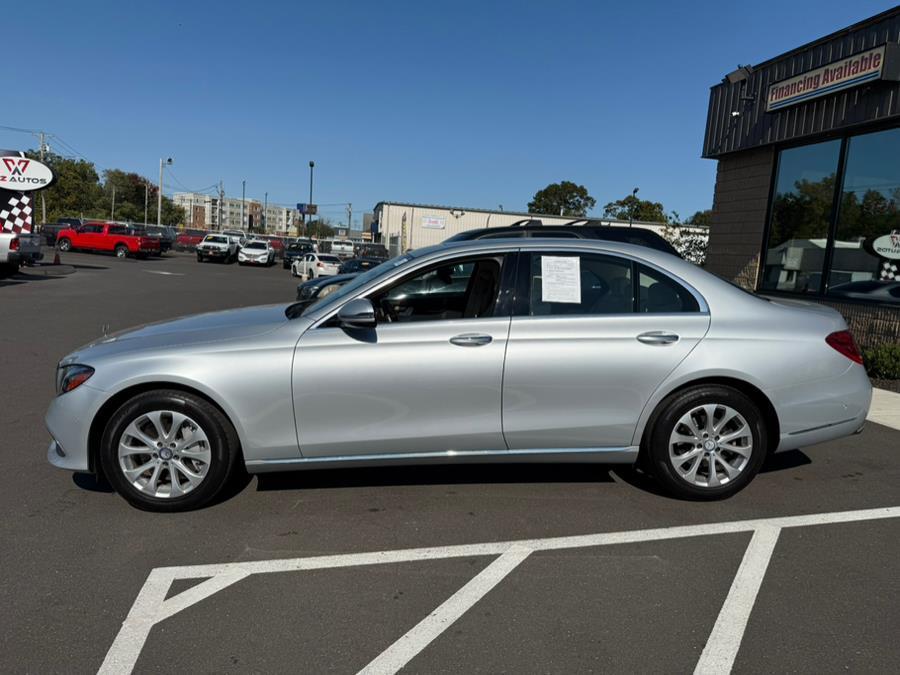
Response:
[205, 235, 227, 244]
[245, 241, 266, 249]
[286, 255, 413, 319]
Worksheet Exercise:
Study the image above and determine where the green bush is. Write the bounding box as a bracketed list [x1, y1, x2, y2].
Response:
[863, 343, 900, 380]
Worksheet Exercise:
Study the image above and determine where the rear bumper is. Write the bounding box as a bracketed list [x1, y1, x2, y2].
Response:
[770, 364, 872, 453]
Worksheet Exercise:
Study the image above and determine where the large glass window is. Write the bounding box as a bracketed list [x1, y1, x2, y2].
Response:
[828, 128, 900, 302]
[761, 140, 841, 294]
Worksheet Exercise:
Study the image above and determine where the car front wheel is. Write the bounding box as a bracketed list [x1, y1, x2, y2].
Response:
[645, 385, 766, 500]
[57, 237, 72, 252]
[100, 389, 241, 511]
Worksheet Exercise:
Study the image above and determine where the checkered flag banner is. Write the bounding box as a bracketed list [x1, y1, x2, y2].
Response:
[0, 192, 33, 233]
[881, 261, 898, 281]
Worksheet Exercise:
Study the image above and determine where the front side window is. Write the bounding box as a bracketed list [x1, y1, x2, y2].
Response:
[526, 253, 633, 316]
[760, 140, 841, 294]
[827, 128, 900, 305]
[370, 255, 507, 322]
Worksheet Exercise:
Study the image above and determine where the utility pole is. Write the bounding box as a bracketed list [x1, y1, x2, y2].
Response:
[264, 192, 268, 232]
[308, 160, 315, 234]
[241, 180, 246, 232]
[218, 181, 224, 231]
[39, 132, 47, 224]
[347, 202, 352, 231]
[144, 182, 149, 225]
[111, 184, 116, 220]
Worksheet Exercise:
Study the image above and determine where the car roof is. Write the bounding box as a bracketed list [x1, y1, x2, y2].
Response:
[444, 223, 678, 254]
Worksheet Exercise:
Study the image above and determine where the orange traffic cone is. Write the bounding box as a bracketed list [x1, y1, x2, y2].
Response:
[53, 252, 60, 265]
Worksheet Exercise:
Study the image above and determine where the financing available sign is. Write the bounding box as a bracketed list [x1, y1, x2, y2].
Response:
[766, 44, 898, 112]
[0, 155, 54, 191]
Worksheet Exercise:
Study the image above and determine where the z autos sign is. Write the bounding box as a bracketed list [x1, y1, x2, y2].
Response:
[0, 155, 54, 190]
[766, 44, 900, 112]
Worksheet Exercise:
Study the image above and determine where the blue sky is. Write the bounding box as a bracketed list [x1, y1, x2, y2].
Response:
[5, 0, 895, 226]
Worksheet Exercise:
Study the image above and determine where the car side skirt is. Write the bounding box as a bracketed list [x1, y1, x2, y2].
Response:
[245, 446, 639, 473]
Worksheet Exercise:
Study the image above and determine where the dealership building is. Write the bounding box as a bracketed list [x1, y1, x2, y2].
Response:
[704, 7, 900, 347]
[372, 201, 673, 257]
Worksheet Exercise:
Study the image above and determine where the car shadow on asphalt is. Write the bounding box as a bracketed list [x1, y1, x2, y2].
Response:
[255, 462, 616, 492]
[0, 273, 64, 287]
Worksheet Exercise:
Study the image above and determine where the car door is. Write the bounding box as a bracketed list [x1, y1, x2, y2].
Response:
[292, 251, 516, 458]
[502, 249, 710, 449]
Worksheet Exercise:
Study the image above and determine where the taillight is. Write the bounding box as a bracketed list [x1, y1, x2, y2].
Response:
[9, 237, 19, 251]
[826, 330, 863, 365]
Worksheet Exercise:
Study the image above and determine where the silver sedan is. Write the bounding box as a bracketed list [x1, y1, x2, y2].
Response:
[46, 239, 872, 511]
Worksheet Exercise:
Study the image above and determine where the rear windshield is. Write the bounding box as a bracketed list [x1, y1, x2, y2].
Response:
[320, 255, 341, 262]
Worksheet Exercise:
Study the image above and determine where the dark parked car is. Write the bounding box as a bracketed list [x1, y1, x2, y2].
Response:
[828, 280, 900, 302]
[353, 242, 389, 259]
[444, 219, 680, 256]
[294, 272, 357, 308]
[131, 225, 175, 254]
[41, 218, 83, 246]
[283, 239, 317, 269]
[338, 257, 381, 274]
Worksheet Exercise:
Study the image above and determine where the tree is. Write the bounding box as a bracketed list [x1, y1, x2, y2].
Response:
[602, 194, 668, 223]
[685, 209, 713, 227]
[25, 150, 105, 223]
[528, 181, 596, 217]
[306, 218, 335, 239]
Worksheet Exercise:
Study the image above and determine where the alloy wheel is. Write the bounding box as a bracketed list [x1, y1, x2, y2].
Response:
[117, 410, 212, 498]
[668, 403, 753, 488]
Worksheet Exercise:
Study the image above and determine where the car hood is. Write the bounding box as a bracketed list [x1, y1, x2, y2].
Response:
[62, 304, 292, 364]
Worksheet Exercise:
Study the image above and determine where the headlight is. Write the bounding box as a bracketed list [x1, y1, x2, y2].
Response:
[316, 283, 341, 300]
[56, 364, 94, 395]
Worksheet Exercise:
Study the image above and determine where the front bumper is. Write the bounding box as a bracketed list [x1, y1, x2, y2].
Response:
[199, 248, 229, 258]
[45, 383, 108, 472]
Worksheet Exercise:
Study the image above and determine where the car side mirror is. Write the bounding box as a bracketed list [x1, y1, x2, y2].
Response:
[337, 298, 376, 329]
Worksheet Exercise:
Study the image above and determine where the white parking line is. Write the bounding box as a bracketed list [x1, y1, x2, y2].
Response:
[99, 506, 900, 674]
[358, 546, 532, 675]
[694, 526, 781, 674]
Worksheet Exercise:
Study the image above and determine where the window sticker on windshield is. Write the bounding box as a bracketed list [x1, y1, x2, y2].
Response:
[541, 256, 581, 304]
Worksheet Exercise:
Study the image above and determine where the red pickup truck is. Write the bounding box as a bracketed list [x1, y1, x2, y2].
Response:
[56, 222, 160, 258]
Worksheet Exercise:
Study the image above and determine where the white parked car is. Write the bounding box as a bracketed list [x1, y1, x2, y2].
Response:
[238, 239, 276, 266]
[196, 234, 239, 263]
[292, 252, 342, 279]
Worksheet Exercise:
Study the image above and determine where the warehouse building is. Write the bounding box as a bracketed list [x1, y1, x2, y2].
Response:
[372, 201, 669, 256]
[703, 7, 900, 346]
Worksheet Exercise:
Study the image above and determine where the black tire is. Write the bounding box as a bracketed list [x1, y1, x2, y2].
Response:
[114, 244, 128, 259]
[197, 253, 204, 262]
[283, 260, 289, 269]
[644, 385, 766, 500]
[57, 237, 72, 252]
[0, 262, 17, 278]
[100, 389, 242, 511]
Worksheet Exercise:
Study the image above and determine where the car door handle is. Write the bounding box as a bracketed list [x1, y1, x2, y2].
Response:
[450, 333, 493, 347]
[636, 331, 680, 345]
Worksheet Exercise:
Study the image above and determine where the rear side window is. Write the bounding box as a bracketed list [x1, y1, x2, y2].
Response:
[637, 264, 699, 313]
[527, 253, 633, 316]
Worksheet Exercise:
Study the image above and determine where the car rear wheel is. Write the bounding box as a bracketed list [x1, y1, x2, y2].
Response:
[57, 237, 72, 252]
[115, 244, 128, 259]
[100, 390, 241, 511]
[645, 385, 766, 500]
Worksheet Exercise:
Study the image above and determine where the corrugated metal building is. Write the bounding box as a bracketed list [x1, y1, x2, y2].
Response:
[703, 7, 900, 347]
[372, 201, 667, 256]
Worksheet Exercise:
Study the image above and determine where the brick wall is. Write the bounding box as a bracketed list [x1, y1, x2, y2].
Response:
[705, 146, 775, 289]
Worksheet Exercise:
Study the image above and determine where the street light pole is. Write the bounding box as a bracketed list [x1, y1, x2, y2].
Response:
[629, 187, 639, 228]
[157, 157, 171, 226]
[144, 181, 149, 225]
[264, 192, 268, 232]
[308, 160, 315, 234]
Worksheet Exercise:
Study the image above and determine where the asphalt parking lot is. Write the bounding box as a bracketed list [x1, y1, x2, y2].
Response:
[2, 249, 899, 674]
